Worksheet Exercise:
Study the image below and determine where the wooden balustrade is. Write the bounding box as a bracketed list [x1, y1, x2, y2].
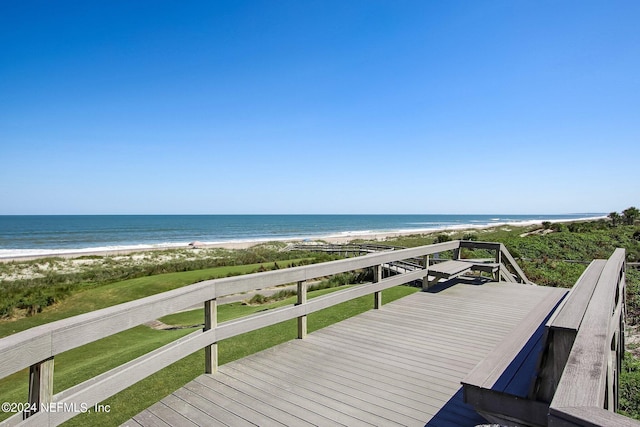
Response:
[0, 240, 531, 426]
[548, 248, 631, 426]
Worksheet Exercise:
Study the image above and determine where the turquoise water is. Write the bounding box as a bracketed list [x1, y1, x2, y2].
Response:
[0, 214, 604, 258]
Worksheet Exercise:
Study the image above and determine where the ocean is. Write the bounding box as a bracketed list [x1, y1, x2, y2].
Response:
[0, 214, 604, 258]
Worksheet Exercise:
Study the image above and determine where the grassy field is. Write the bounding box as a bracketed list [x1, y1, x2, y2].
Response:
[0, 259, 311, 338]
[0, 283, 417, 426]
[0, 244, 336, 319]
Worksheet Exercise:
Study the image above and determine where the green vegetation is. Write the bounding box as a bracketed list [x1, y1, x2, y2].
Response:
[368, 213, 640, 419]
[2, 212, 640, 424]
[0, 284, 417, 426]
[0, 258, 316, 338]
[0, 245, 337, 320]
[621, 350, 640, 419]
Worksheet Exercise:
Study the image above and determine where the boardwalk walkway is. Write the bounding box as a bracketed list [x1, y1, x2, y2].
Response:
[126, 280, 566, 427]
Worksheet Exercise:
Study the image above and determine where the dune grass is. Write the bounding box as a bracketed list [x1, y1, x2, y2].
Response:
[0, 259, 310, 338]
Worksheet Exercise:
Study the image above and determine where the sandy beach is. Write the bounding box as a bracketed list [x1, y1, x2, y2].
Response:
[0, 229, 428, 263]
[0, 216, 607, 264]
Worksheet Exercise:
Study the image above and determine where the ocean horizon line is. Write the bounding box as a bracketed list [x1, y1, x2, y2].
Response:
[0, 212, 605, 216]
[0, 213, 607, 259]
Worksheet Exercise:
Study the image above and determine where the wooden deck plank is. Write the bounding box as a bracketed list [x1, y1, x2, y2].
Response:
[292, 339, 462, 399]
[429, 260, 473, 276]
[181, 380, 289, 427]
[219, 365, 354, 426]
[124, 410, 169, 427]
[269, 343, 451, 412]
[345, 311, 505, 351]
[307, 330, 471, 381]
[221, 362, 382, 427]
[129, 281, 562, 427]
[241, 356, 422, 426]
[245, 348, 428, 425]
[171, 387, 256, 427]
[146, 395, 210, 426]
[196, 373, 339, 427]
[315, 327, 478, 373]
[332, 315, 504, 361]
[463, 287, 568, 390]
[133, 402, 199, 427]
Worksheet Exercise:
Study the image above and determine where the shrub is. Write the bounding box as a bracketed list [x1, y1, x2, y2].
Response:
[620, 352, 640, 418]
[435, 234, 451, 243]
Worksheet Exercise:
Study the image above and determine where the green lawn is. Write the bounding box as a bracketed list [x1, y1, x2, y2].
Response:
[0, 259, 308, 338]
[0, 283, 418, 426]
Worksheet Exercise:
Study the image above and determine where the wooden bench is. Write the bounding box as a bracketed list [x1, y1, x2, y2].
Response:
[425, 260, 473, 287]
[531, 260, 607, 403]
[463, 249, 638, 427]
[461, 286, 568, 426]
[425, 259, 501, 288]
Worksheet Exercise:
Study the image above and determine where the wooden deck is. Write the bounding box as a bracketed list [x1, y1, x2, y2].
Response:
[125, 280, 566, 427]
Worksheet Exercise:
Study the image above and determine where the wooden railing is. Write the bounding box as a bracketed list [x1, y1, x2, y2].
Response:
[462, 248, 637, 426]
[292, 240, 531, 284]
[548, 248, 633, 426]
[0, 240, 526, 426]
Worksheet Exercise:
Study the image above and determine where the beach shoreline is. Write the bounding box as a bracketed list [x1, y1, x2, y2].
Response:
[0, 216, 607, 263]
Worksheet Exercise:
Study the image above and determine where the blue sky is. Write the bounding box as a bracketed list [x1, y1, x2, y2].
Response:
[1, 1, 638, 215]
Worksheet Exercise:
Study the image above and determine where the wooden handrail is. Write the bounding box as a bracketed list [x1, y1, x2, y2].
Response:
[0, 239, 534, 426]
[548, 248, 633, 426]
[1, 241, 464, 426]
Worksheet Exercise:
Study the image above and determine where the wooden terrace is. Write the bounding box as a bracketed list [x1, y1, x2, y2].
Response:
[0, 241, 637, 426]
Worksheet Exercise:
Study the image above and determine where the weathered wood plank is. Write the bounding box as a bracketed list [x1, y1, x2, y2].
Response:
[313, 328, 471, 377]
[0, 241, 459, 379]
[428, 260, 472, 276]
[215, 268, 427, 341]
[270, 344, 451, 411]
[551, 249, 625, 410]
[317, 324, 479, 370]
[160, 394, 226, 426]
[462, 287, 567, 390]
[197, 373, 341, 427]
[125, 282, 560, 427]
[222, 363, 376, 427]
[125, 409, 170, 427]
[171, 387, 257, 426]
[498, 243, 531, 283]
[139, 402, 198, 427]
[299, 337, 462, 395]
[549, 260, 606, 331]
[191, 375, 314, 427]
[26, 357, 54, 418]
[549, 405, 640, 427]
[261, 346, 426, 409]
[243, 356, 421, 426]
[532, 260, 608, 403]
[334, 316, 493, 360]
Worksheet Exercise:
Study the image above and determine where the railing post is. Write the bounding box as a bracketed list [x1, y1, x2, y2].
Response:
[374, 264, 383, 309]
[204, 299, 218, 374]
[25, 357, 54, 419]
[422, 255, 430, 291]
[494, 246, 502, 281]
[297, 281, 307, 339]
